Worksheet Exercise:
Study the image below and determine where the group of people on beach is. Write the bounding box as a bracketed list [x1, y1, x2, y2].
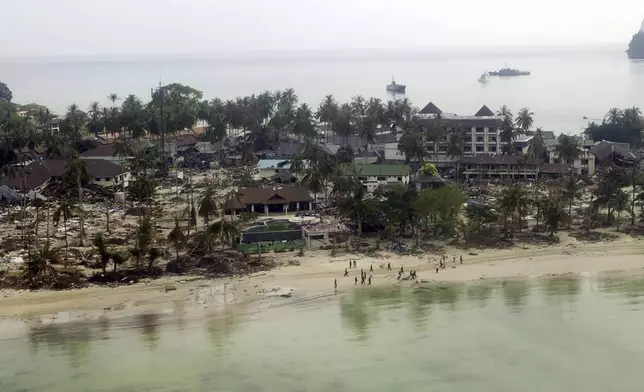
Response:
[436, 254, 463, 273]
[336, 254, 466, 290]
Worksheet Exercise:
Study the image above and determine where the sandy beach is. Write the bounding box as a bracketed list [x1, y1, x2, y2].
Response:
[2, 232, 644, 321]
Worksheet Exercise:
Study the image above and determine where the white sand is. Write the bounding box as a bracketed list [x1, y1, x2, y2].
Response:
[2, 233, 644, 320]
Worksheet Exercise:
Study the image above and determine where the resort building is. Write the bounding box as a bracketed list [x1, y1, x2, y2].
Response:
[458, 155, 572, 181]
[224, 186, 314, 215]
[340, 164, 410, 191]
[416, 103, 504, 165]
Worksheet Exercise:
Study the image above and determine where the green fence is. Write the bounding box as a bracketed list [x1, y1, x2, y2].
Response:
[237, 240, 305, 253]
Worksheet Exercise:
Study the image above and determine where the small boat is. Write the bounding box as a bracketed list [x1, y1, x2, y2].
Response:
[386, 77, 406, 93]
[488, 67, 530, 77]
[478, 72, 490, 83]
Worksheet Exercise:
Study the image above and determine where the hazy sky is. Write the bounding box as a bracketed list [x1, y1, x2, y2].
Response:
[2, 0, 644, 57]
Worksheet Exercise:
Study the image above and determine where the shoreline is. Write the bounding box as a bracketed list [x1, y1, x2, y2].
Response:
[2, 234, 644, 322]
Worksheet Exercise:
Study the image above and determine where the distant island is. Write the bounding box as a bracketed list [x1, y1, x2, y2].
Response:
[627, 19, 644, 59]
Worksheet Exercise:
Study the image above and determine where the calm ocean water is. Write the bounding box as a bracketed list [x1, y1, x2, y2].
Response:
[3, 276, 644, 391]
[1, 46, 644, 133]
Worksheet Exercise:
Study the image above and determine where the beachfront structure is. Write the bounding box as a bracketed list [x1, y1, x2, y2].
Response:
[0, 159, 131, 192]
[458, 155, 572, 181]
[514, 134, 597, 176]
[224, 186, 314, 215]
[340, 164, 410, 191]
[402, 103, 504, 165]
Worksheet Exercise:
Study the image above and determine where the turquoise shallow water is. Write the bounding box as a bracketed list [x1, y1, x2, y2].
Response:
[3, 276, 644, 391]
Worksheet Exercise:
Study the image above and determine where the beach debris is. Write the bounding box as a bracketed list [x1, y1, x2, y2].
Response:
[165, 285, 177, 292]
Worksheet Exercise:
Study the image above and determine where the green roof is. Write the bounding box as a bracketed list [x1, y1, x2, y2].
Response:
[342, 164, 410, 177]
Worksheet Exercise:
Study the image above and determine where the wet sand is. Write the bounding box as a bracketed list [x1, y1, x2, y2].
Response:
[2, 234, 644, 320]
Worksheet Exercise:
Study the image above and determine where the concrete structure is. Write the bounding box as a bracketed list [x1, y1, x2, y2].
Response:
[412, 103, 504, 165]
[548, 149, 596, 176]
[81, 144, 128, 165]
[341, 164, 410, 191]
[458, 155, 572, 181]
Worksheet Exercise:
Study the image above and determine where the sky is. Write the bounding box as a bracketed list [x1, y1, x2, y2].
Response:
[2, 0, 644, 57]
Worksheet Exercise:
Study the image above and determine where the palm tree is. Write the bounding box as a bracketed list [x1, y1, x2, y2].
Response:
[53, 199, 75, 264]
[337, 180, 374, 251]
[554, 134, 581, 166]
[108, 93, 120, 108]
[562, 174, 581, 227]
[541, 196, 567, 236]
[605, 108, 623, 124]
[25, 244, 60, 284]
[92, 233, 111, 274]
[351, 95, 367, 117]
[527, 127, 547, 161]
[398, 131, 428, 164]
[65, 153, 88, 245]
[446, 128, 465, 178]
[167, 217, 186, 260]
[612, 189, 630, 230]
[498, 185, 530, 236]
[198, 184, 217, 227]
[515, 107, 534, 136]
[87, 102, 103, 137]
[316, 95, 338, 139]
[208, 219, 240, 250]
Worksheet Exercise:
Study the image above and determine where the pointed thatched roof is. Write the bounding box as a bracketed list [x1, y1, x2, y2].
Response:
[419, 102, 442, 115]
[474, 105, 495, 117]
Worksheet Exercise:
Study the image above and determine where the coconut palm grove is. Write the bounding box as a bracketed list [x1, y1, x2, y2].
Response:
[0, 80, 643, 289]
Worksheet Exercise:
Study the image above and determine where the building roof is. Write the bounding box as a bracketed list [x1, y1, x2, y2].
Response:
[373, 133, 397, 145]
[474, 105, 495, 117]
[541, 131, 556, 139]
[326, 135, 365, 150]
[591, 140, 636, 161]
[81, 144, 119, 158]
[419, 102, 442, 115]
[343, 164, 410, 177]
[225, 186, 313, 209]
[168, 134, 199, 147]
[0, 159, 127, 191]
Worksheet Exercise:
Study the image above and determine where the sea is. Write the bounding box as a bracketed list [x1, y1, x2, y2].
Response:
[3, 276, 644, 391]
[1, 45, 644, 135]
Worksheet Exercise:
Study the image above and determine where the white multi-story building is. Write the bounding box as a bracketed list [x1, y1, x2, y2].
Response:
[417, 103, 503, 163]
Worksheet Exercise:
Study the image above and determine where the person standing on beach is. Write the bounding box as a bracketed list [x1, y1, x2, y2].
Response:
[453, 256, 456, 264]
[361, 268, 364, 277]
[370, 264, 373, 273]
[349, 260, 352, 269]
[334, 279, 337, 290]
[368, 276, 372, 286]
[387, 262, 391, 271]
[344, 268, 349, 277]
[400, 266, 404, 274]
[436, 266, 439, 273]
[460, 255, 463, 264]
[361, 274, 366, 285]
[354, 276, 358, 285]
[353, 260, 357, 268]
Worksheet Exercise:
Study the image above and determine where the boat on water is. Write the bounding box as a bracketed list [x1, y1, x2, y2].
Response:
[386, 78, 406, 93]
[478, 72, 490, 83]
[488, 67, 530, 77]
[627, 18, 644, 59]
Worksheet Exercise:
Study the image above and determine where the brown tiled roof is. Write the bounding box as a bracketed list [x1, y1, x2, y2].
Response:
[0, 159, 127, 191]
[81, 144, 118, 157]
[474, 105, 495, 117]
[419, 102, 442, 115]
[226, 186, 313, 209]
